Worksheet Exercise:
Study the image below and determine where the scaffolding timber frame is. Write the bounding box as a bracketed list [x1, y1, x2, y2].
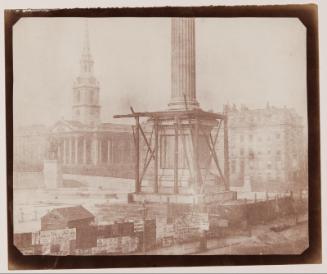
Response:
[114, 107, 230, 195]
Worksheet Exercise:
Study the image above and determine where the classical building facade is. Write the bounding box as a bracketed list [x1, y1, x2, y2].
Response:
[47, 24, 134, 179]
[14, 125, 48, 171]
[225, 104, 307, 192]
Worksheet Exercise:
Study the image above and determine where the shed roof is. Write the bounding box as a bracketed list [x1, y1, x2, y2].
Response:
[46, 205, 94, 222]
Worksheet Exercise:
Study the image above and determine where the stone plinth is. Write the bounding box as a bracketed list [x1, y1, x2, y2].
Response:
[141, 116, 225, 195]
[43, 159, 63, 189]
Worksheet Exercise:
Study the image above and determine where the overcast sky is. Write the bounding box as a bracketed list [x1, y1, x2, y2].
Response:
[13, 17, 307, 127]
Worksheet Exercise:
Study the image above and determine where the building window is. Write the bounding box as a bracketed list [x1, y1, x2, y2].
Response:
[240, 148, 244, 156]
[249, 134, 253, 141]
[75, 90, 80, 103]
[276, 150, 281, 160]
[231, 160, 236, 174]
[267, 150, 271, 155]
[267, 162, 271, 169]
[240, 160, 245, 176]
[240, 135, 244, 142]
[276, 133, 281, 139]
[89, 91, 94, 103]
[248, 149, 254, 160]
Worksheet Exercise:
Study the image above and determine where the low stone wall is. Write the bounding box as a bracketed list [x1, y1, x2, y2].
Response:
[62, 174, 135, 193]
[62, 164, 135, 179]
[13, 172, 44, 189]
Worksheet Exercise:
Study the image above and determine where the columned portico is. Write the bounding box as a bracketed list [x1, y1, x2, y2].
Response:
[46, 22, 135, 180]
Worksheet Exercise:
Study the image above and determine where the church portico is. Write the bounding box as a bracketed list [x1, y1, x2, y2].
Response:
[46, 22, 135, 181]
[48, 119, 134, 179]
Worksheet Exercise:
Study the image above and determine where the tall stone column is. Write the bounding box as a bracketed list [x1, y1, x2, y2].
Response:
[91, 134, 99, 165]
[107, 140, 111, 164]
[57, 142, 61, 162]
[98, 138, 102, 164]
[63, 138, 67, 164]
[75, 137, 78, 165]
[83, 137, 87, 164]
[68, 138, 72, 164]
[169, 18, 199, 110]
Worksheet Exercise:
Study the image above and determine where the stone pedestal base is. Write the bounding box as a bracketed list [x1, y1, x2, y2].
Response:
[141, 172, 226, 195]
[130, 191, 237, 204]
[43, 160, 63, 189]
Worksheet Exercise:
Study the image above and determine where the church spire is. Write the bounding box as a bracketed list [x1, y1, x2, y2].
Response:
[80, 19, 94, 75]
[73, 20, 101, 127]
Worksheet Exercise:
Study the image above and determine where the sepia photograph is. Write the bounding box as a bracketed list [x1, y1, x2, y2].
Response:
[4, 4, 321, 270]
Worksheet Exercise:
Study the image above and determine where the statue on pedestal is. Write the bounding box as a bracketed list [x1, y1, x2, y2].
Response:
[46, 137, 58, 160]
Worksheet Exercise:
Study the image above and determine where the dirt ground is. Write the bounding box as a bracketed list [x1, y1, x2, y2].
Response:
[195, 219, 308, 255]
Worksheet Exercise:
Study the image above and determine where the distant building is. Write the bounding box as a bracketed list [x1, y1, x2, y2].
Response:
[14, 24, 135, 180]
[14, 124, 48, 171]
[47, 23, 134, 179]
[225, 103, 307, 192]
[41, 205, 95, 231]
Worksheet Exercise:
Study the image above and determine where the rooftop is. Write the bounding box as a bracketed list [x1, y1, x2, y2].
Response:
[44, 205, 94, 222]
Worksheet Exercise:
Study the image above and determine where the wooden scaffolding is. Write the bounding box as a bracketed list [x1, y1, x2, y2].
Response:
[114, 107, 230, 195]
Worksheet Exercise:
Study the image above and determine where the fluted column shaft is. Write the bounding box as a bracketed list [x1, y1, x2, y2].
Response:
[169, 18, 199, 110]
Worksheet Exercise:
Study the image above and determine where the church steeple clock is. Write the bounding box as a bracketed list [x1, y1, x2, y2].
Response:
[72, 21, 101, 127]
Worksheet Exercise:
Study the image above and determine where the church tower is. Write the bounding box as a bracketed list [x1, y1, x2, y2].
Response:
[72, 21, 101, 127]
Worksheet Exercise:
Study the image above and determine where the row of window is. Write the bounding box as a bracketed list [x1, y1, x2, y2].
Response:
[249, 174, 283, 181]
[238, 148, 282, 158]
[238, 133, 281, 142]
[230, 160, 283, 174]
